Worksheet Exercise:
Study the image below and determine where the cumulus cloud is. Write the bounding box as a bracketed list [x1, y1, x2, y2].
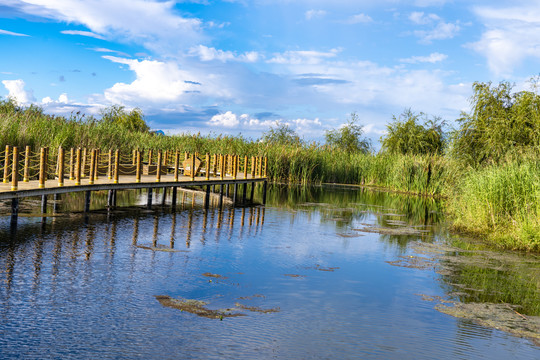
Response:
[189, 45, 260, 63]
[209, 111, 240, 127]
[2, 79, 36, 104]
[400, 52, 448, 64]
[469, 4, 540, 76]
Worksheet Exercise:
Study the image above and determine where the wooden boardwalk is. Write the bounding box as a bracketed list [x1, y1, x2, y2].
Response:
[0, 145, 268, 218]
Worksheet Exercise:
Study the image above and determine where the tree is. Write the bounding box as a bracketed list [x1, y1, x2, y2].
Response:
[100, 105, 149, 132]
[325, 113, 371, 153]
[261, 123, 302, 145]
[380, 109, 445, 155]
[451, 80, 540, 165]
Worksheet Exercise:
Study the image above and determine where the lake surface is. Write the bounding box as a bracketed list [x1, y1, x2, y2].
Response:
[0, 185, 539, 359]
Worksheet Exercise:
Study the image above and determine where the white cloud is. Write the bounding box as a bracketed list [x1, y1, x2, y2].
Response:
[7, 0, 204, 55]
[343, 13, 373, 24]
[469, 4, 540, 76]
[209, 111, 240, 127]
[0, 29, 30, 36]
[305, 9, 327, 20]
[268, 49, 340, 65]
[409, 12, 460, 44]
[189, 45, 260, 63]
[2, 79, 36, 104]
[400, 52, 448, 64]
[61, 30, 105, 40]
[409, 12, 440, 25]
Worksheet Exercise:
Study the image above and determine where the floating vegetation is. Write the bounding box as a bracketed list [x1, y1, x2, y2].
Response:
[235, 303, 280, 313]
[202, 272, 228, 279]
[336, 233, 365, 238]
[386, 255, 435, 270]
[354, 226, 429, 236]
[305, 264, 340, 272]
[397, 240, 540, 344]
[155, 295, 244, 319]
[418, 294, 540, 345]
[284, 274, 305, 278]
[237, 294, 266, 300]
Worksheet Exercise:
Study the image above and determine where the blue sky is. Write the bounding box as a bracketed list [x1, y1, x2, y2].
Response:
[1, 0, 540, 143]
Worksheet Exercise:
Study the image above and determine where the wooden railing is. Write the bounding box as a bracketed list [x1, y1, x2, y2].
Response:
[0, 145, 268, 192]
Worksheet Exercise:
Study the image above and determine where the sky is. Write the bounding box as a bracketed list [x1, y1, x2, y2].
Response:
[1, 0, 540, 144]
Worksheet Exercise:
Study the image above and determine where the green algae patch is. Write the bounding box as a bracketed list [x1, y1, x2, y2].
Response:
[235, 303, 280, 313]
[354, 226, 429, 236]
[436, 302, 540, 345]
[155, 295, 245, 319]
[202, 272, 228, 279]
[386, 255, 435, 270]
[284, 273, 305, 278]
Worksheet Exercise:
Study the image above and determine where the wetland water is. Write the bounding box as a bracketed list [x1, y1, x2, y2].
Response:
[0, 185, 539, 359]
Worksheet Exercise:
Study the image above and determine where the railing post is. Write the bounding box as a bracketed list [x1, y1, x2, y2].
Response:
[23, 146, 30, 182]
[108, 149, 113, 179]
[220, 154, 224, 180]
[156, 150, 162, 182]
[148, 149, 153, 165]
[251, 156, 256, 179]
[69, 148, 74, 180]
[114, 149, 120, 184]
[212, 154, 217, 177]
[136, 150, 141, 183]
[191, 153, 196, 181]
[3, 145, 10, 183]
[258, 156, 263, 178]
[244, 155, 248, 179]
[39, 147, 46, 188]
[81, 148, 87, 178]
[94, 149, 100, 180]
[75, 148, 81, 185]
[264, 157, 268, 177]
[233, 155, 238, 180]
[174, 150, 179, 181]
[58, 147, 64, 187]
[132, 149, 136, 165]
[89, 148, 96, 185]
[11, 146, 18, 191]
[205, 153, 210, 180]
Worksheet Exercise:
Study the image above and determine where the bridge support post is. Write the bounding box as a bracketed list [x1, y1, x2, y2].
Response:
[250, 182, 255, 202]
[161, 187, 167, 206]
[205, 185, 211, 209]
[53, 193, 60, 214]
[233, 183, 238, 205]
[84, 191, 91, 212]
[108, 190, 114, 210]
[262, 180, 267, 205]
[11, 197, 18, 226]
[41, 194, 47, 214]
[147, 188, 153, 209]
[242, 183, 247, 204]
[171, 187, 177, 209]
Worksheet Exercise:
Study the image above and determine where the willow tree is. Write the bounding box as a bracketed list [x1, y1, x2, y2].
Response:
[451, 80, 540, 165]
[380, 109, 446, 155]
[325, 113, 371, 153]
